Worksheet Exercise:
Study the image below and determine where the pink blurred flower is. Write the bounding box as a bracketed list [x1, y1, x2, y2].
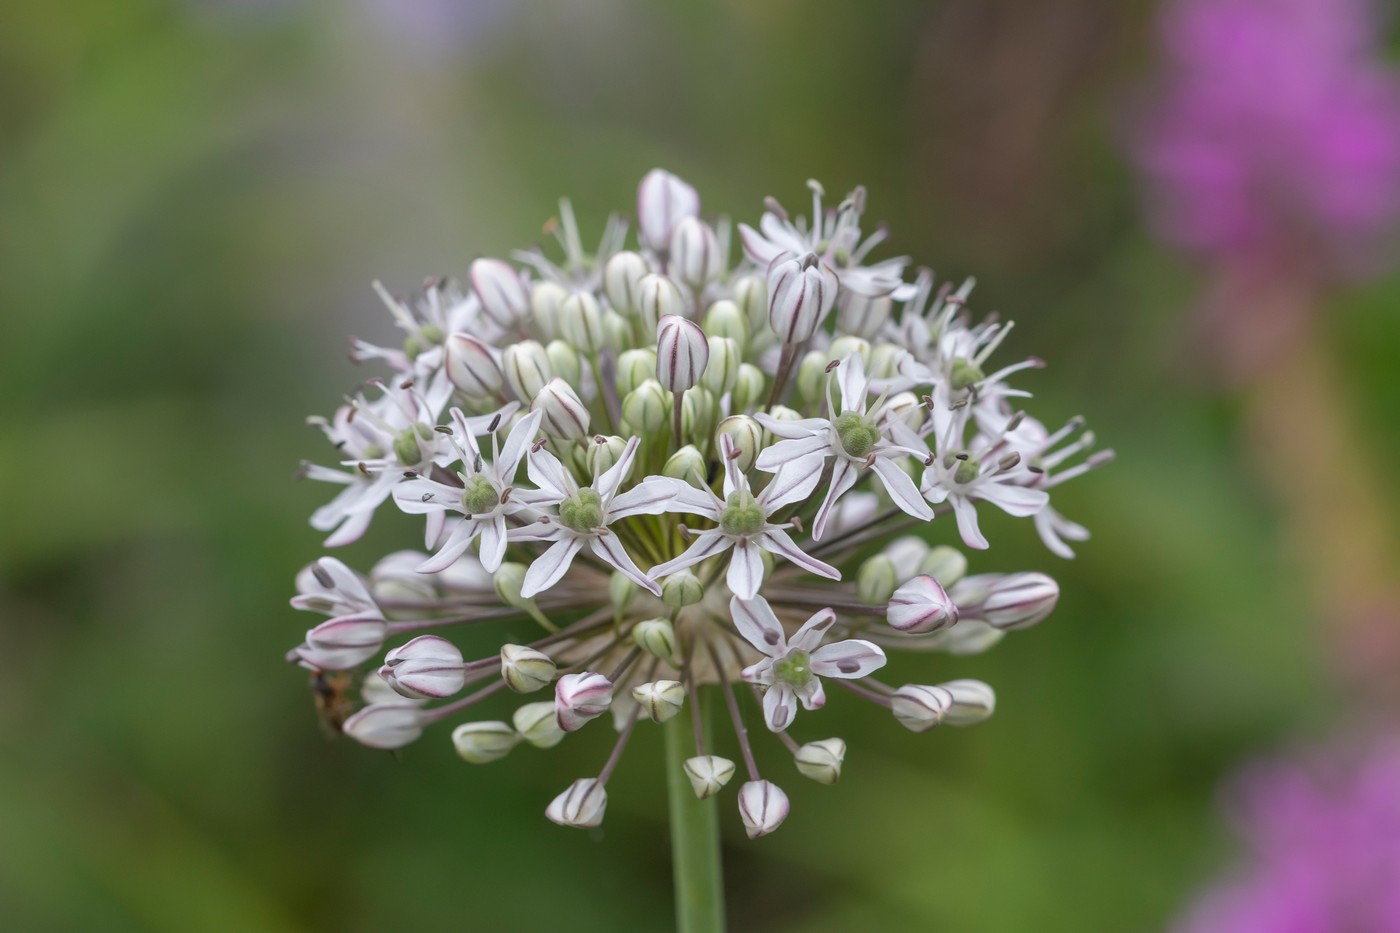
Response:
[1134, 0, 1400, 279]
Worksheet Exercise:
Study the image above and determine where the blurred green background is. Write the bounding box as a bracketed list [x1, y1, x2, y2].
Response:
[3, 1, 1397, 930]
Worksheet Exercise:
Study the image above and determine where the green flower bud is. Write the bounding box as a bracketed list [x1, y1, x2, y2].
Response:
[885, 391, 924, 431]
[716, 415, 763, 471]
[622, 379, 670, 433]
[795, 350, 832, 404]
[545, 339, 582, 388]
[603, 250, 649, 316]
[609, 572, 639, 615]
[631, 618, 678, 665]
[920, 545, 967, 587]
[868, 343, 905, 380]
[732, 274, 767, 331]
[660, 570, 704, 608]
[703, 299, 749, 346]
[559, 291, 605, 353]
[857, 554, 898, 605]
[730, 363, 766, 412]
[837, 292, 892, 340]
[663, 445, 708, 488]
[829, 335, 871, 367]
[638, 273, 684, 337]
[585, 435, 627, 477]
[502, 340, 553, 402]
[530, 281, 569, 340]
[603, 309, 631, 354]
[701, 337, 741, 396]
[632, 681, 686, 723]
[616, 348, 657, 396]
[500, 643, 557, 693]
[681, 386, 717, 440]
[494, 562, 530, 607]
[513, 701, 565, 748]
[452, 721, 520, 764]
[793, 737, 846, 784]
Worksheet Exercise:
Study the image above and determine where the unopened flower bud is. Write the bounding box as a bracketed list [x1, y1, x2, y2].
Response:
[920, 545, 967, 587]
[703, 299, 749, 345]
[684, 755, 736, 799]
[716, 415, 763, 471]
[938, 679, 996, 726]
[637, 168, 699, 253]
[532, 377, 590, 440]
[602, 309, 631, 354]
[305, 617, 388, 669]
[891, 684, 951, 732]
[609, 572, 639, 616]
[622, 379, 669, 433]
[738, 780, 790, 839]
[732, 274, 767, 331]
[631, 617, 678, 665]
[837, 292, 892, 340]
[530, 280, 568, 339]
[828, 336, 871, 368]
[603, 250, 650, 315]
[856, 554, 898, 605]
[383, 635, 465, 698]
[470, 258, 529, 328]
[931, 619, 1005, 655]
[868, 343, 906, 379]
[501, 643, 557, 693]
[545, 339, 582, 388]
[585, 435, 628, 477]
[767, 251, 838, 343]
[953, 572, 1059, 630]
[661, 570, 703, 608]
[794, 738, 846, 784]
[545, 777, 608, 828]
[681, 386, 717, 439]
[445, 334, 503, 398]
[884, 391, 924, 431]
[559, 290, 606, 353]
[555, 671, 614, 732]
[656, 315, 709, 392]
[701, 336, 740, 395]
[637, 273, 684, 336]
[451, 721, 520, 764]
[670, 216, 722, 287]
[513, 701, 565, 748]
[795, 350, 832, 403]
[884, 536, 930, 580]
[887, 575, 959, 634]
[615, 348, 657, 396]
[493, 562, 530, 607]
[663, 445, 708, 488]
[730, 363, 765, 411]
[502, 340, 553, 402]
[342, 703, 424, 749]
[631, 680, 686, 722]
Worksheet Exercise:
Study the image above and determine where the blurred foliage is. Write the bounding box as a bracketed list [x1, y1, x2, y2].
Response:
[1, 1, 1394, 931]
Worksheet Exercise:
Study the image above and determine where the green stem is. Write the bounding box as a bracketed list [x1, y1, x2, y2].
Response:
[665, 702, 725, 933]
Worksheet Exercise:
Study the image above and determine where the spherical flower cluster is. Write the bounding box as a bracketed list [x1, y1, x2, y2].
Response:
[286, 170, 1111, 837]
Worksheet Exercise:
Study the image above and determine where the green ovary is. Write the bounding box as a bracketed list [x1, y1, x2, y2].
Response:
[774, 650, 812, 687]
[719, 490, 766, 536]
[461, 475, 501, 514]
[559, 488, 605, 532]
[834, 411, 879, 458]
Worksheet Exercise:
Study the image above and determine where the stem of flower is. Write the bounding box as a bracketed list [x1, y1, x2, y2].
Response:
[665, 697, 726, 933]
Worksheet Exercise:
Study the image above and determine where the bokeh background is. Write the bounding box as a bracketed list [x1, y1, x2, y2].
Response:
[3, 1, 1398, 930]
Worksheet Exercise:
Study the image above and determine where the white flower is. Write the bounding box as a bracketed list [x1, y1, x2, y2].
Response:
[732, 595, 887, 732]
[755, 353, 931, 539]
[920, 448, 1048, 551]
[290, 557, 388, 670]
[510, 436, 671, 598]
[647, 436, 838, 600]
[391, 408, 542, 572]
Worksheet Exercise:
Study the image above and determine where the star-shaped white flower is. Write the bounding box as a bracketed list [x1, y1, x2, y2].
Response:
[509, 436, 673, 598]
[754, 353, 932, 540]
[391, 408, 542, 573]
[732, 595, 887, 732]
[919, 449, 1048, 551]
[646, 436, 837, 600]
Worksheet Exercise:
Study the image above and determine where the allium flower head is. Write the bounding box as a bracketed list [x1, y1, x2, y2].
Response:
[286, 171, 1110, 837]
[1134, 0, 1400, 276]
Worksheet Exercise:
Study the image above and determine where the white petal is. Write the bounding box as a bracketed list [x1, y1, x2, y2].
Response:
[589, 534, 661, 595]
[649, 530, 731, 579]
[795, 677, 826, 711]
[810, 639, 887, 679]
[788, 608, 837, 652]
[757, 528, 840, 581]
[812, 459, 860, 540]
[871, 457, 934, 520]
[520, 537, 584, 598]
[596, 436, 641, 501]
[836, 353, 869, 413]
[498, 409, 543, 477]
[417, 520, 479, 573]
[976, 481, 1050, 517]
[726, 540, 765, 600]
[951, 496, 989, 550]
[759, 456, 825, 510]
[627, 476, 722, 517]
[753, 412, 830, 440]
[754, 434, 832, 472]
[478, 514, 509, 571]
[391, 477, 463, 515]
[729, 595, 787, 656]
[762, 684, 798, 732]
[526, 447, 574, 501]
[610, 477, 697, 520]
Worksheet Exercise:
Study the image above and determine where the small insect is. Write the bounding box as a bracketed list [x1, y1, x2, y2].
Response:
[310, 669, 357, 738]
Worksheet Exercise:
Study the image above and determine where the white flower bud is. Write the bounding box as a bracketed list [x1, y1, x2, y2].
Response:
[700, 337, 740, 396]
[631, 618, 678, 665]
[445, 334, 503, 398]
[921, 545, 967, 587]
[305, 617, 388, 669]
[656, 315, 709, 392]
[470, 258, 529, 328]
[637, 169, 699, 253]
[663, 445, 708, 487]
[616, 348, 657, 396]
[828, 336, 871, 367]
[513, 701, 566, 748]
[500, 643, 557, 693]
[884, 536, 931, 580]
[603, 250, 650, 315]
[680, 386, 716, 439]
[868, 342, 906, 379]
[631, 680, 686, 722]
[938, 679, 996, 726]
[545, 339, 582, 388]
[730, 363, 765, 412]
[637, 273, 685, 337]
[767, 251, 838, 344]
[546, 777, 608, 828]
[342, 703, 424, 749]
[530, 280, 569, 339]
[555, 671, 614, 732]
[715, 415, 763, 472]
[559, 290, 606, 353]
[884, 391, 924, 431]
[582, 435, 625, 477]
[795, 349, 832, 403]
[837, 292, 892, 340]
[383, 635, 465, 698]
[603, 309, 631, 354]
[732, 274, 767, 331]
[702, 299, 749, 345]
[532, 377, 590, 440]
[856, 554, 898, 605]
[952, 572, 1059, 630]
[493, 562, 530, 607]
[669, 216, 722, 287]
[887, 575, 959, 634]
[684, 755, 736, 799]
[451, 721, 520, 764]
[609, 571, 639, 615]
[502, 340, 553, 402]
[621, 379, 669, 433]
[660, 571, 703, 608]
[794, 738, 846, 784]
[737, 780, 790, 839]
[891, 684, 952, 732]
[930, 619, 1005, 655]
